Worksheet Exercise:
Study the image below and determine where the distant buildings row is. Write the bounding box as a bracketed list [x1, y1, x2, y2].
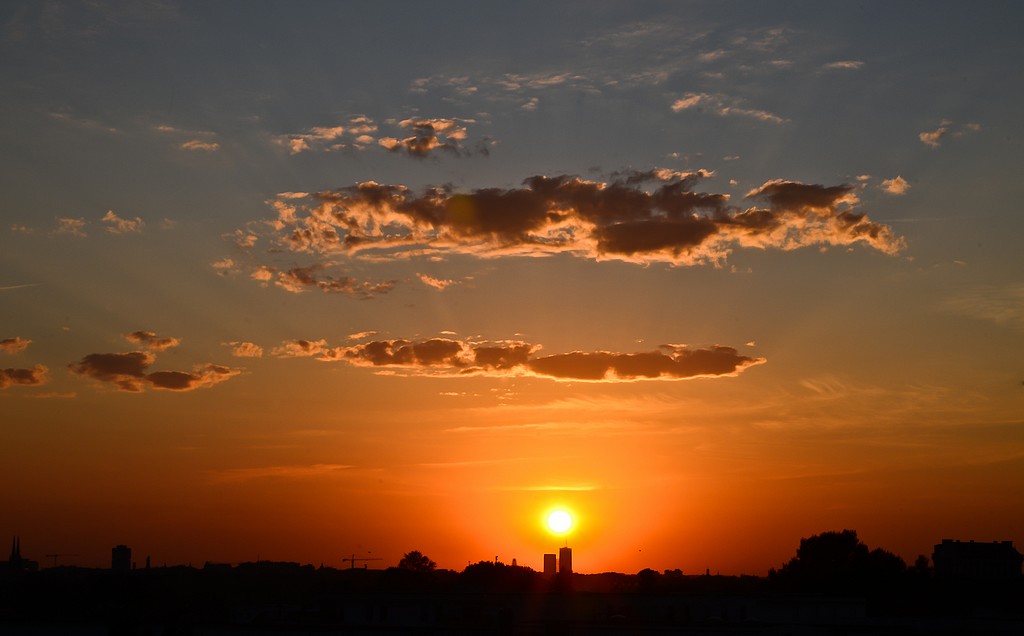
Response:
[4, 537, 1024, 578]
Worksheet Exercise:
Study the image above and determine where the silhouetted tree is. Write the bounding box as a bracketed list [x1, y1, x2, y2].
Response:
[777, 529, 906, 593]
[398, 550, 436, 572]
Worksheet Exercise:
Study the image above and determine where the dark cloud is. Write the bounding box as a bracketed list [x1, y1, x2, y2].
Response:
[125, 330, 180, 351]
[527, 346, 760, 381]
[275, 336, 763, 382]
[275, 265, 395, 298]
[0, 337, 31, 354]
[69, 351, 239, 393]
[0, 365, 48, 389]
[257, 169, 903, 266]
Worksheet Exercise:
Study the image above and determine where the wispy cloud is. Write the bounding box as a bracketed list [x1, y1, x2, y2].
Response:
[943, 283, 1024, 331]
[919, 119, 981, 148]
[209, 463, 353, 483]
[822, 60, 864, 70]
[671, 92, 786, 124]
[180, 139, 220, 152]
[0, 284, 40, 292]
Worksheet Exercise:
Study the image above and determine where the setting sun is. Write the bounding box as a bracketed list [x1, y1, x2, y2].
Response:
[546, 509, 573, 534]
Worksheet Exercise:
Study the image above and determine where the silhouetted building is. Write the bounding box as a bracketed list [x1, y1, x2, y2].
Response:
[543, 553, 556, 575]
[111, 544, 132, 571]
[933, 539, 1023, 579]
[559, 546, 572, 575]
[2, 536, 38, 573]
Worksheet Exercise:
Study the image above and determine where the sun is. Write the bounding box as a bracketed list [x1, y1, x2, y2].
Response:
[546, 509, 573, 534]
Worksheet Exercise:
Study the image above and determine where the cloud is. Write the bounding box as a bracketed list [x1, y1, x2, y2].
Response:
[180, 139, 220, 152]
[521, 97, 539, 111]
[943, 283, 1024, 331]
[919, 120, 980, 148]
[919, 125, 947, 148]
[822, 60, 864, 70]
[275, 336, 764, 382]
[226, 341, 263, 358]
[53, 217, 87, 237]
[125, 330, 180, 351]
[417, 273, 459, 290]
[880, 176, 910, 195]
[378, 117, 481, 158]
[671, 93, 786, 124]
[0, 365, 48, 389]
[271, 265, 395, 298]
[275, 117, 378, 154]
[272, 339, 329, 358]
[209, 463, 352, 483]
[0, 337, 31, 354]
[68, 351, 239, 392]
[253, 169, 903, 267]
[101, 210, 144, 234]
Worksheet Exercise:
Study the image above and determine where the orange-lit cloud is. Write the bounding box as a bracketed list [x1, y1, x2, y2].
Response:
[101, 210, 144, 234]
[180, 139, 220, 152]
[53, 217, 87, 237]
[377, 117, 484, 158]
[273, 336, 764, 382]
[671, 93, 785, 124]
[0, 365, 48, 389]
[919, 120, 980, 148]
[417, 273, 459, 290]
[275, 117, 379, 154]
[254, 169, 903, 266]
[271, 339, 329, 358]
[880, 176, 910, 195]
[125, 330, 180, 351]
[226, 341, 264, 358]
[68, 351, 239, 392]
[0, 337, 31, 354]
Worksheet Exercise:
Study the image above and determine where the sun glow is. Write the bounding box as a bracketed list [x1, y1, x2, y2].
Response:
[546, 509, 573, 534]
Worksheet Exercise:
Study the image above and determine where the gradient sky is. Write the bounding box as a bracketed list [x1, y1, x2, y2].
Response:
[2, 1, 1023, 574]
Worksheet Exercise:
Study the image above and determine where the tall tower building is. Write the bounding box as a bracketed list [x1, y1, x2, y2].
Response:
[559, 546, 573, 575]
[111, 544, 132, 571]
[543, 553, 556, 575]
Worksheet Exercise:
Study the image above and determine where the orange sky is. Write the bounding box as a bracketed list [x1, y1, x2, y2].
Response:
[2, 1, 1023, 573]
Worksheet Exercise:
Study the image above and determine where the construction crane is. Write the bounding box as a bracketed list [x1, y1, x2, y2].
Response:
[342, 554, 382, 570]
[44, 553, 78, 568]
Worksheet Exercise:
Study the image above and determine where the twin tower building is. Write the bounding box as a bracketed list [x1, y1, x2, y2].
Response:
[543, 546, 572, 575]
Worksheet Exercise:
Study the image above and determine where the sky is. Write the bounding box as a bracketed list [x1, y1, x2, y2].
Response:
[2, 0, 1023, 575]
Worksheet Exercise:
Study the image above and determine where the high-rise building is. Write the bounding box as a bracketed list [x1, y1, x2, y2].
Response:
[111, 544, 132, 571]
[559, 546, 572, 575]
[543, 553, 556, 575]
